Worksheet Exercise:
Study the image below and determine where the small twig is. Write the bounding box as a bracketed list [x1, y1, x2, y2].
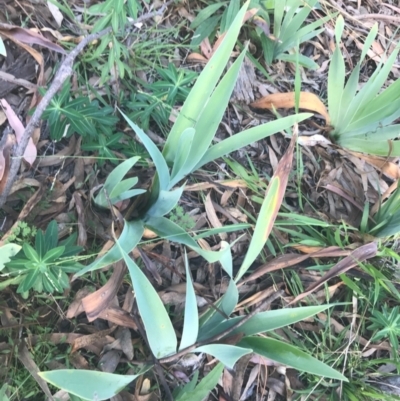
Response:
[0, 0, 174, 208]
[159, 290, 284, 364]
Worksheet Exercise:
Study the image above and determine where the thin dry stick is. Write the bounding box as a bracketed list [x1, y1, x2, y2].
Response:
[158, 290, 284, 364]
[0, 1, 174, 208]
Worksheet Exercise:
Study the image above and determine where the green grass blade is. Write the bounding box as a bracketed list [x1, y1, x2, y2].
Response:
[117, 244, 177, 358]
[179, 251, 199, 351]
[194, 113, 311, 170]
[73, 220, 144, 278]
[163, 1, 250, 163]
[194, 344, 251, 369]
[238, 337, 348, 381]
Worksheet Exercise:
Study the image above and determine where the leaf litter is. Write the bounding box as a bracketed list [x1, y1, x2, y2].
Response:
[1, 0, 400, 400]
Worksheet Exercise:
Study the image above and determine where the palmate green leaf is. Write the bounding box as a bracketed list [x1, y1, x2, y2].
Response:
[44, 221, 58, 252]
[175, 363, 224, 401]
[23, 243, 40, 263]
[194, 114, 311, 170]
[120, 111, 170, 190]
[179, 251, 199, 351]
[235, 134, 297, 282]
[163, 1, 250, 163]
[198, 305, 334, 342]
[238, 337, 348, 381]
[116, 242, 177, 358]
[35, 229, 45, 259]
[39, 369, 149, 401]
[73, 220, 144, 278]
[194, 344, 252, 369]
[42, 246, 65, 263]
[18, 269, 40, 293]
[145, 216, 233, 275]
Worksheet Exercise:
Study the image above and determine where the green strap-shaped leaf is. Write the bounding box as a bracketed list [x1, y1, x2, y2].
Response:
[146, 186, 185, 217]
[194, 344, 252, 370]
[175, 49, 247, 181]
[73, 220, 144, 278]
[239, 337, 348, 381]
[120, 110, 170, 190]
[116, 242, 177, 358]
[235, 134, 297, 281]
[198, 305, 334, 342]
[145, 216, 233, 275]
[163, 1, 250, 163]
[179, 251, 199, 351]
[175, 363, 224, 401]
[194, 113, 311, 170]
[38, 369, 149, 401]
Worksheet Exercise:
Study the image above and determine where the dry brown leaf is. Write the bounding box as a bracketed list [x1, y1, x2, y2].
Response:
[289, 242, 377, 305]
[71, 327, 116, 353]
[38, 135, 77, 167]
[98, 306, 138, 330]
[250, 92, 330, 125]
[82, 262, 126, 321]
[0, 133, 14, 193]
[0, 23, 66, 54]
[205, 192, 227, 240]
[0, 99, 37, 165]
[348, 151, 400, 179]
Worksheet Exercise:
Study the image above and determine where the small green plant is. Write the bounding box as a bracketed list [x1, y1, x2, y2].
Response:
[169, 206, 196, 231]
[126, 63, 198, 135]
[3, 221, 37, 244]
[328, 16, 400, 156]
[3, 221, 82, 295]
[253, 0, 332, 69]
[368, 305, 400, 357]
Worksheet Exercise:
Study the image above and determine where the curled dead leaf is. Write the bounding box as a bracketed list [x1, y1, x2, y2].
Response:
[250, 92, 331, 125]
